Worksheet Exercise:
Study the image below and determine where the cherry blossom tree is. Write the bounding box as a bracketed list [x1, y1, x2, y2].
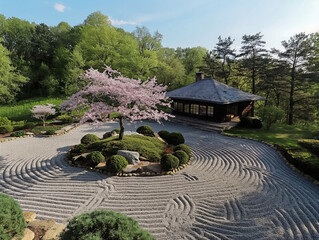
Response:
[31, 104, 56, 126]
[60, 66, 173, 140]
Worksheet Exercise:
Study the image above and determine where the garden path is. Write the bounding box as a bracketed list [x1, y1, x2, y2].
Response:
[1, 121, 319, 240]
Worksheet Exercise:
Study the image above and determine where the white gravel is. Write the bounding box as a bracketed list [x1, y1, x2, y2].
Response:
[1, 121, 319, 240]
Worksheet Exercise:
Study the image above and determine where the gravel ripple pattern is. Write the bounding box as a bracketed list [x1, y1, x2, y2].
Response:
[1, 121, 319, 240]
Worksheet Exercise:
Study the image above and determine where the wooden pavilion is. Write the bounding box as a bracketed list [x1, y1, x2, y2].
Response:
[166, 73, 266, 122]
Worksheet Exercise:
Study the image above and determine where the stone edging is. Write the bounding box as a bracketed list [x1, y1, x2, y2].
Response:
[221, 132, 319, 186]
[65, 154, 193, 177]
[0, 123, 79, 143]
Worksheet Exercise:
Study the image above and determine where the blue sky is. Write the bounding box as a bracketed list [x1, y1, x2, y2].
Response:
[1, 0, 319, 50]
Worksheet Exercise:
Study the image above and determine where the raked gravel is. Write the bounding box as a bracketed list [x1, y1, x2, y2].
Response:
[1, 121, 319, 240]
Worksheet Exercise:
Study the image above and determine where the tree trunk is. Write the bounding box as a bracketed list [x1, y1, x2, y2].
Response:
[119, 117, 124, 140]
[43, 119, 46, 127]
[288, 70, 295, 125]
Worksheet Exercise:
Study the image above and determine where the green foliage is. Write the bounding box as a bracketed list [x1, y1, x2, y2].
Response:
[173, 150, 189, 165]
[158, 130, 170, 141]
[108, 155, 128, 173]
[276, 145, 319, 181]
[56, 114, 73, 123]
[161, 154, 179, 171]
[0, 125, 13, 134]
[113, 129, 120, 134]
[45, 129, 56, 135]
[137, 125, 154, 136]
[91, 135, 166, 162]
[31, 125, 65, 134]
[238, 117, 262, 129]
[60, 209, 155, 240]
[23, 122, 37, 129]
[70, 144, 87, 157]
[86, 151, 104, 166]
[0, 193, 26, 240]
[257, 106, 284, 129]
[174, 144, 191, 156]
[12, 121, 26, 131]
[81, 134, 100, 145]
[10, 130, 26, 137]
[298, 139, 319, 155]
[166, 132, 185, 145]
[0, 116, 11, 125]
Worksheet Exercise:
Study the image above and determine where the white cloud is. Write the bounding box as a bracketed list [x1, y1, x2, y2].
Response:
[110, 17, 138, 26]
[54, 3, 66, 12]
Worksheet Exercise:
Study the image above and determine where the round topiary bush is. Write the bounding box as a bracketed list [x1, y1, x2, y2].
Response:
[174, 144, 191, 156]
[0, 125, 13, 134]
[173, 150, 189, 165]
[60, 210, 155, 240]
[166, 132, 185, 145]
[70, 144, 87, 157]
[81, 134, 100, 145]
[161, 154, 179, 171]
[0, 193, 26, 240]
[158, 130, 170, 141]
[10, 130, 26, 137]
[86, 151, 104, 166]
[46, 129, 56, 135]
[108, 155, 128, 173]
[137, 125, 154, 136]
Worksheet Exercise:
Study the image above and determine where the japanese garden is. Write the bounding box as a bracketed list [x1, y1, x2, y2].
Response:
[0, 9, 319, 240]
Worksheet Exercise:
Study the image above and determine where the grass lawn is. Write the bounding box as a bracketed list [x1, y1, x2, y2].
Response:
[0, 97, 65, 122]
[224, 123, 318, 147]
[31, 124, 68, 134]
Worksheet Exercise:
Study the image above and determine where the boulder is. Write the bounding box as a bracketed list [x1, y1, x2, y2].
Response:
[42, 224, 66, 240]
[23, 211, 36, 223]
[117, 150, 140, 165]
[28, 219, 56, 231]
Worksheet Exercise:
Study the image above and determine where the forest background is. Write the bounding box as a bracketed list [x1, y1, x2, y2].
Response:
[0, 11, 318, 126]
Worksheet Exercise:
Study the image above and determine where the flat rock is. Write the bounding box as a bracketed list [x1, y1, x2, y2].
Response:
[42, 223, 66, 240]
[28, 219, 56, 231]
[143, 163, 161, 173]
[23, 211, 36, 223]
[12, 228, 35, 240]
[123, 166, 140, 173]
[25, 132, 34, 135]
[61, 125, 74, 131]
[55, 130, 65, 134]
[117, 150, 140, 165]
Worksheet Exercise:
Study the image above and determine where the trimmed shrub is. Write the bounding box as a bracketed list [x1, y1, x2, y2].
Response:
[60, 210, 155, 240]
[166, 132, 185, 145]
[10, 130, 26, 137]
[0, 193, 26, 240]
[81, 134, 100, 145]
[46, 129, 56, 135]
[173, 150, 189, 165]
[137, 125, 154, 136]
[298, 139, 319, 155]
[103, 129, 120, 139]
[174, 144, 191, 156]
[0, 117, 11, 125]
[24, 122, 37, 129]
[87, 151, 104, 166]
[161, 154, 179, 171]
[158, 130, 170, 141]
[70, 144, 87, 157]
[12, 121, 26, 131]
[238, 117, 262, 129]
[0, 125, 13, 134]
[57, 114, 74, 123]
[257, 106, 284, 130]
[107, 155, 128, 173]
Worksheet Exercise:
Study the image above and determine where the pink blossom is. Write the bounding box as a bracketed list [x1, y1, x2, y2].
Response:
[60, 66, 174, 128]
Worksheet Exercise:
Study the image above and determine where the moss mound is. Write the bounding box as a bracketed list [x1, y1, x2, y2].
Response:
[174, 144, 191, 156]
[81, 134, 100, 145]
[173, 150, 189, 165]
[60, 210, 155, 240]
[107, 155, 128, 173]
[161, 154, 179, 171]
[90, 135, 166, 162]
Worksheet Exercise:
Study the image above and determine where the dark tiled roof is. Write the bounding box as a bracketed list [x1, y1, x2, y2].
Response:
[166, 78, 266, 104]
